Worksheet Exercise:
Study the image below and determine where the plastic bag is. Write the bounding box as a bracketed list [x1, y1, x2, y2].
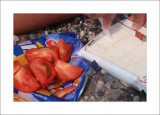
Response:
[14, 32, 90, 101]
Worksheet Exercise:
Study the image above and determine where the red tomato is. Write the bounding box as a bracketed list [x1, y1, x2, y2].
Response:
[56, 38, 73, 62]
[55, 60, 83, 81]
[55, 86, 77, 98]
[14, 61, 40, 93]
[14, 60, 21, 75]
[25, 46, 59, 66]
[29, 58, 56, 89]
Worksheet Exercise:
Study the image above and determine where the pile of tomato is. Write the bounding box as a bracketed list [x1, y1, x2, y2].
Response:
[14, 38, 83, 98]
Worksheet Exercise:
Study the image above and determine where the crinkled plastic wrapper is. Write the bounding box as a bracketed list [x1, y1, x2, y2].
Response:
[14, 33, 90, 102]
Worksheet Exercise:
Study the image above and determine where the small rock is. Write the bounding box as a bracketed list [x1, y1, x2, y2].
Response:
[126, 87, 136, 94]
[94, 72, 102, 81]
[88, 34, 95, 41]
[102, 74, 114, 84]
[110, 84, 119, 89]
[101, 69, 107, 75]
[98, 91, 104, 97]
[80, 30, 85, 38]
[20, 35, 28, 42]
[115, 91, 121, 96]
[101, 87, 106, 93]
[84, 96, 88, 100]
[104, 83, 110, 90]
[130, 94, 134, 97]
[91, 96, 95, 101]
[14, 35, 20, 44]
[28, 34, 37, 40]
[133, 96, 140, 101]
[51, 29, 56, 33]
[44, 31, 48, 35]
[75, 17, 81, 21]
[67, 23, 72, 26]
[95, 80, 104, 92]
[88, 31, 92, 35]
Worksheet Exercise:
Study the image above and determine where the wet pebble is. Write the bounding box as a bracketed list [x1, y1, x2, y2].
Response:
[133, 96, 140, 101]
[14, 35, 20, 44]
[101, 69, 107, 75]
[28, 34, 37, 40]
[95, 80, 104, 93]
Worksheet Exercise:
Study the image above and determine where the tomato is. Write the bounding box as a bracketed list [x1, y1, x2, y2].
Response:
[14, 61, 40, 93]
[29, 58, 56, 89]
[55, 86, 77, 98]
[55, 60, 83, 81]
[56, 38, 72, 62]
[25, 46, 59, 66]
[14, 61, 21, 75]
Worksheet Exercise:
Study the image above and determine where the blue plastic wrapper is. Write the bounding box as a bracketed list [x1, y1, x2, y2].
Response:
[14, 33, 90, 101]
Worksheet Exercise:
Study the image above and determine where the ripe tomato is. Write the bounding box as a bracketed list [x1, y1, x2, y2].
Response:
[55, 86, 77, 98]
[29, 58, 56, 89]
[56, 38, 72, 62]
[14, 61, 40, 93]
[55, 60, 83, 81]
[14, 60, 21, 75]
[25, 46, 59, 66]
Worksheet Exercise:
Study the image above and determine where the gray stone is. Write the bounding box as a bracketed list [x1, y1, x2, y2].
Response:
[98, 91, 104, 97]
[102, 74, 114, 84]
[28, 34, 37, 40]
[133, 96, 140, 101]
[110, 84, 119, 89]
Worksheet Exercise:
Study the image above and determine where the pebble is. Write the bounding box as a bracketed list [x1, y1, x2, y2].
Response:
[67, 23, 72, 26]
[14, 35, 20, 44]
[84, 96, 88, 100]
[20, 35, 28, 42]
[88, 31, 92, 35]
[28, 34, 37, 40]
[133, 96, 140, 101]
[110, 84, 119, 89]
[101, 69, 107, 75]
[88, 34, 95, 41]
[52, 29, 56, 33]
[44, 30, 48, 35]
[126, 87, 136, 94]
[130, 94, 134, 97]
[80, 30, 85, 38]
[94, 72, 102, 81]
[102, 74, 114, 84]
[95, 80, 104, 92]
[98, 91, 104, 97]
[91, 96, 95, 101]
